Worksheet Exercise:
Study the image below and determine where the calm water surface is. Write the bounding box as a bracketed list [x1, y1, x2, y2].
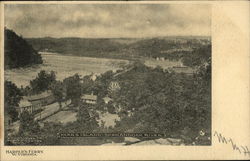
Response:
[5, 52, 129, 87]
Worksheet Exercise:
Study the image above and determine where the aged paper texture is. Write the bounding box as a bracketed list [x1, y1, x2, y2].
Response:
[0, 0, 249, 160]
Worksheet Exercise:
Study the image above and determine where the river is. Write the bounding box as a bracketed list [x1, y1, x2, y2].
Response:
[4, 52, 129, 87]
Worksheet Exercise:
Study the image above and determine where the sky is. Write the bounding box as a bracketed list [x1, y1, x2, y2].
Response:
[5, 4, 211, 38]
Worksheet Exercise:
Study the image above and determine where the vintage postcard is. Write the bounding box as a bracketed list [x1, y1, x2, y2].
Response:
[0, 1, 249, 160]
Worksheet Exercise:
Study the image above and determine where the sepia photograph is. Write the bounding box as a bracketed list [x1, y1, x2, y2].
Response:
[3, 3, 212, 146]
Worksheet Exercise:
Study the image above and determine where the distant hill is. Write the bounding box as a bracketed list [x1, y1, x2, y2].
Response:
[26, 36, 211, 61]
[4, 28, 43, 69]
[26, 37, 123, 56]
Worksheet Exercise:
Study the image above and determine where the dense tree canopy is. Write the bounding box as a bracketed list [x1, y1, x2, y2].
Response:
[30, 70, 56, 94]
[4, 81, 22, 121]
[4, 28, 43, 69]
[182, 44, 211, 67]
[63, 74, 82, 106]
[113, 61, 211, 144]
[18, 110, 40, 136]
[50, 80, 65, 109]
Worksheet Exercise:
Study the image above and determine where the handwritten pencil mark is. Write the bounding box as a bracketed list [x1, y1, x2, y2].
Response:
[214, 131, 250, 157]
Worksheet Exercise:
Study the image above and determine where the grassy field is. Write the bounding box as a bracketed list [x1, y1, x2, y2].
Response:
[97, 111, 120, 128]
[43, 111, 77, 124]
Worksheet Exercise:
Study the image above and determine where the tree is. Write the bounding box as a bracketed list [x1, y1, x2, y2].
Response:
[4, 81, 22, 121]
[50, 80, 64, 109]
[81, 74, 95, 94]
[76, 104, 99, 131]
[113, 62, 211, 144]
[94, 70, 114, 96]
[18, 110, 40, 135]
[63, 74, 81, 106]
[182, 44, 211, 67]
[30, 70, 56, 94]
[21, 85, 32, 96]
[107, 102, 116, 114]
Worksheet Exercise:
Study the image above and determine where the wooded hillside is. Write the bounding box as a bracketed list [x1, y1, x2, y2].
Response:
[4, 28, 43, 69]
[26, 37, 210, 62]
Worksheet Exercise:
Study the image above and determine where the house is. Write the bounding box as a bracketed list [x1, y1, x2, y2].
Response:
[127, 110, 133, 117]
[103, 96, 112, 104]
[15, 91, 55, 117]
[171, 66, 195, 75]
[108, 81, 120, 92]
[27, 90, 55, 111]
[81, 93, 97, 104]
[18, 99, 33, 114]
[160, 57, 165, 61]
[90, 74, 97, 81]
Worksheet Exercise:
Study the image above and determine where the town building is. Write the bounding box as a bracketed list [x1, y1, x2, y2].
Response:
[16, 91, 55, 117]
[81, 93, 97, 104]
[155, 57, 166, 61]
[18, 99, 33, 114]
[160, 57, 165, 61]
[27, 90, 55, 109]
[103, 96, 112, 104]
[171, 66, 195, 75]
[90, 74, 97, 81]
[108, 81, 120, 92]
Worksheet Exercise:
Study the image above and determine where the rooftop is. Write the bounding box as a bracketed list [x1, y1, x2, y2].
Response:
[103, 97, 112, 103]
[27, 90, 53, 101]
[19, 99, 32, 107]
[171, 66, 195, 74]
[81, 94, 97, 101]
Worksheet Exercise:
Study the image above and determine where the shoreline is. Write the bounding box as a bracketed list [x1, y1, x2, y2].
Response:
[39, 51, 133, 62]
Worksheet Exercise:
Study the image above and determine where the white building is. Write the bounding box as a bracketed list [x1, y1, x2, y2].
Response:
[103, 96, 112, 104]
[81, 93, 97, 104]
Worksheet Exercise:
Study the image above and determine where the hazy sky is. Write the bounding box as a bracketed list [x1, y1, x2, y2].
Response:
[5, 4, 211, 38]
